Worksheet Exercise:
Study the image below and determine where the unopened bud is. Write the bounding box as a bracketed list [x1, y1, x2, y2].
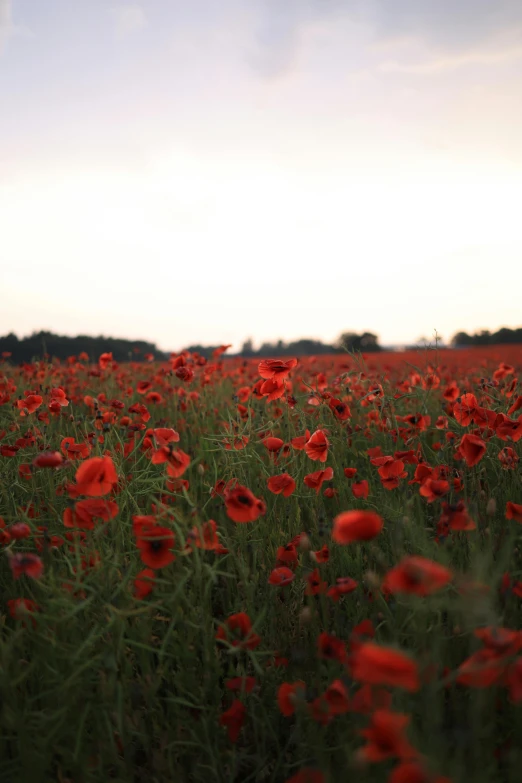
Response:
[486, 498, 496, 516]
[364, 570, 381, 590]
[299, 606, 312, 624]
[197, 464, 205, 475]
[298, 534, 311, 551]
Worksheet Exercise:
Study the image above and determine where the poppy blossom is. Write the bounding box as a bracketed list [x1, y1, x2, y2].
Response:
[9, 552, 44, 580]
[332, 510, 383, 544]
[219, 699, 245, 743]
[63, 498, 119, 530]
[225, 676, 256, 694]
[327, 576, 358, 602]
[7, 597, 39, 627]
[304, 467, 334, 494]
[269, 566, 295, 586]
[258, 358, 298, 380]
[324, 679, 351, 715]
[224, 484, 266, 523]
[304, 429, 330, 462]
[135, 524, 175, 569]
[276, 543, 298, 566]
[133, 568, 156, 599]
[69, 456, 118, 497]
[506, 502, 522, 523]
[152, 446, 191, 477]
[419, 478, 449, 503]
[351, 480, 369, 499]
[188, 519, 220, 550]
[317, 632, 347, 663]
[358, 709, 417, 762]
[16, 394, 43, 415]
[457, 433, 487, 468]
[388, 762, 452, 783]
[352, 643, 420, 692]
[267, 473, 296, 497]
[306, 568, 328, 595]
[344, 467, 357, 478]
[277, 681, 306, 716]
[291, 429, 311, 450]
[33, 451, 64, 469]
[215, 612, 261, 650]
[383, 556, 452, 597]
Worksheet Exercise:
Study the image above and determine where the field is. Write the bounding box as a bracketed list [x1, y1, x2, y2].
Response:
[1, 345, 522, 783]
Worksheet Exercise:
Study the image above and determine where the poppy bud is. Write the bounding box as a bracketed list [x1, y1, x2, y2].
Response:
[197, 464, 205, 475]
[486, 498, 496, 516]
[299, 607, 312, 624]
[298, 534, 311, 551]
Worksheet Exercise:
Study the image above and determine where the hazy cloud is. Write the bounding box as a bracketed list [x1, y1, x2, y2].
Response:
[248, 0, 522, 76]
[0, 0, 11, 51]
[111, 4, 146, 37]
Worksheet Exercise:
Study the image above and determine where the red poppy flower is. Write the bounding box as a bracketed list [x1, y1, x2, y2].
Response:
[224, 485, 266, 523]
[453, 393, 478, 426]
[312, 544, 329, 564]
[327, 576, 358, 602]
[352, 643, 420, 692]
[438, 501, 475, 532]
[304, 467, 334, 494]
[215, 612, 261, 650]
[419, 478, 449, 503]
[344, 467, 357, 478]
[305, 568, 327, 595]
[135, 524, 175, 569]
[317, 632, 347, 663]
[153, 428, 180, 446]
[389, 762, 452, 783]
[457, 434, 487, 468]
[61, 437, 91, 460]
[291, 429, 311, 450]
[383, 556, 452, 597]
[351, 684, 392, 714]
[349, 479, 368, 499]
[9, 523, 31, 540]
[276, 542, 298, 566]
[33, 451, 64, 468]
[188, 519, 220, 550]
[152, 446, 191, 477]
[267, 473, 296, 497]
[332, 510, 383, 544]
[98, 352, 113, 369]
[324, 679, 351, 715]
[278, 681, 306, 716]
[70, 456, 118, 497]
[268, 566, 295, 586]
[304, 429, 330, 462]
[16, 394, 43, 415]
[263, 436, 284, 453]
[9, 552, 44, 580]
[328, 398, 351, 421]
[258, 358, 298, 380]
[506, 502, 522, 523]
[133, 568, 156, 599]
[225, 676, 256, 694]
[219, 699, 245, 743]
[358, 709, 417, 763]
[7, 597, 39, 627]
[63, 498, 119, 530]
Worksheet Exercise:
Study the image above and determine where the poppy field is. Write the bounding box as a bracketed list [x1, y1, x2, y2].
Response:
[1, 344, 522, 783]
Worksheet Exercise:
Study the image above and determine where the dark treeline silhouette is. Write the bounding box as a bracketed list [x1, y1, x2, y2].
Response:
[0, 330, 383, 363]
[0, 331, 162, 364]
[451, 327, 522, 347]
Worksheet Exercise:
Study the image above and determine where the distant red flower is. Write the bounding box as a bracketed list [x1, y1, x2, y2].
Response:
[358, 709, 417, 763]
[278, 681, 306, 716]
[216, 612, 261, 650]
[332, 510, 383, 544]
[351, 684, 392, 714]
[9, 552, 44, 580]
[305, 568, 328, 595]
[267, 473, 296, 497]
[327, 576, 358, 602]
[224, 484, 266, 523]
[32, 451, 64, 469]
[99, 352, 113, 369]
[352, 643, 420, 692]
[135, 524, 175, 569]
[344, 467, 357, 478]
[312, 544, 329, 564]
[383, 556, 452, 597]
[188, 519, 220, 551]
[276, 542, 298, 567]
[304, 467, 334, 494]
[317, 632, 347, 663]
[438, 501, 476, 532]
[351, 479, 369, 499]
[506, 502, 522, 523]
[225, 676, 256, 694]
[219, 699, 245, 743]
[70, 456, 118, 497]
[153, 428, 180, 446]
[458, 433, 487, 468]
[152, 446, 191, 477]
[63, 498, 119, 530]
[304, 429, 330, 462]
[16, 394, 43, 415]
[453, 393, 478, 426]
[258, 358, 298, 380]
[61, 437, 90, 460]
[269, 566, 295, 586]
[133, 568, 156, 599]
[291, 429, 311, 450]
[263, 436, 284, 453]
[388, 762, 452, 783]
[324, 679, 351, 715]
[7, 597, 39, 626]
[419, 478, 449, 503]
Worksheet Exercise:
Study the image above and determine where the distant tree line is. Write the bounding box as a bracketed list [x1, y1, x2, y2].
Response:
[451, 327, 522, 347]
[0, 330, 384, 364]
[0, 331, 163, 364]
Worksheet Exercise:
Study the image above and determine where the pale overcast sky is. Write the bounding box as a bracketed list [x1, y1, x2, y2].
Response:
[1, 0, 521, 351]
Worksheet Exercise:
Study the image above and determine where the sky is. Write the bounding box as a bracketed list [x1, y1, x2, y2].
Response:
[1, 0, 522, 352]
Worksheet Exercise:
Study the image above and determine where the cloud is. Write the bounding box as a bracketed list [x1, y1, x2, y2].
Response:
[247, 0, 522, 77]
[378, 44, 522, 74]
[111, 4, 146, 37]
